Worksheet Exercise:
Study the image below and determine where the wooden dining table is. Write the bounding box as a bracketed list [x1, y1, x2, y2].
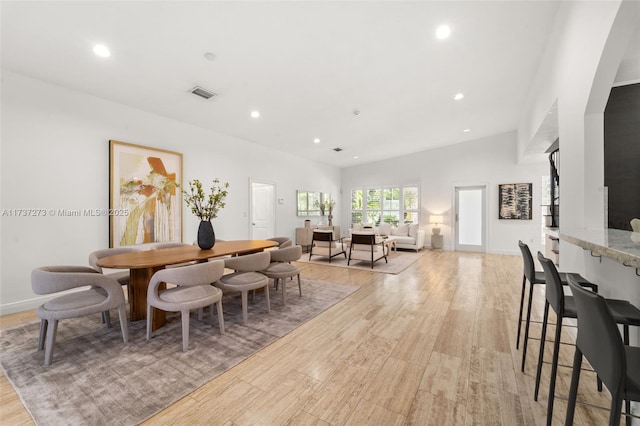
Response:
[96, 240, 278, 330]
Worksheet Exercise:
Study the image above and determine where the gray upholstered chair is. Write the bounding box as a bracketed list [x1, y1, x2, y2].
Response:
[214, 252, 271, 324]
[146, 260, 226, 351]
[267, 237, 292, 248]
[262, 245, 302, 305]
[31, 266, 129, 366]
[89, 246, 140, 288]
[347, 232, 388, 269]
[309, 230, 345, 262]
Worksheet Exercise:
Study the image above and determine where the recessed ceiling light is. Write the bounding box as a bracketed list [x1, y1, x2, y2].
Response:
[436, 25, 451, 40]
[250, 111, 260, 118]
[93, 44, 111, 58]
[463, 129, 471, 133]
[313, 138, 321, 144]
[203, 52, 216, 61]
[353, 156, 359, 159]
[454, 93, 464, 100]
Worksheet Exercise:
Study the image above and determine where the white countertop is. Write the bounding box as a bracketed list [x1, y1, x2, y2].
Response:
[560, 227, 640, 269]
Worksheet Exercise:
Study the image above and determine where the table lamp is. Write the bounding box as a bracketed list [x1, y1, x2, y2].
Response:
[430, 215, 443, 236]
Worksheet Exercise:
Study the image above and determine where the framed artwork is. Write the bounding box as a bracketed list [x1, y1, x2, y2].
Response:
[109, 140, 183, 247]
[499, 183, 532, 220]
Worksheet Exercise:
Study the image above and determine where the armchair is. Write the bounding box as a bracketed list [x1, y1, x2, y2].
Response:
[31, 266, 129, 366]
[309, 230, 346, 263]
[347, 233, 388, 269]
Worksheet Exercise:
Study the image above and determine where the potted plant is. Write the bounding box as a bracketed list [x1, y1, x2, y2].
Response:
[326, 200, 336, 226]
[182, 178, 229, 249]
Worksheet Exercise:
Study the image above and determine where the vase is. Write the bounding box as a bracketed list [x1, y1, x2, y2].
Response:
[328, 214, 333, 226]
[197, 220, 215, 250]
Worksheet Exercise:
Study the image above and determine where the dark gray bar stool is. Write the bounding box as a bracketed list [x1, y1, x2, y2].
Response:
[536, 252, 640, 426]
[566, 275, 640, 426]
[516, 241, 598, 372]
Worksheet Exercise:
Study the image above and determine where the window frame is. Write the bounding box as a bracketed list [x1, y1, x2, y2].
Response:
[350, 184, 420, 227]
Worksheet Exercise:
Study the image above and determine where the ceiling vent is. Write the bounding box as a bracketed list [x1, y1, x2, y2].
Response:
[189, 86, 216, 100]
[333, 147, 343, 152]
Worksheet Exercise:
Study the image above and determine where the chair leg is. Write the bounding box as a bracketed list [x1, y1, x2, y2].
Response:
[546, 316, 564, 426]
[181, 309, 190, 352]
[43, 319, 58, 366]
[265, 284, 271, 314]
[281, 278, 287, 306]
[516, 275, 527, 349]
[297, 274, 302, 297]
[38, 319, 47, 351]
[565, 348, 583, 426]
[146, 304, 153, 341]
[117, 305, 129, 343]
[241, 291, 249, 324]
[216, 301, 225, 335]
[103, 310, 112, 328]
[197, 307, 204, 321]
[521, 282, 536, 371]
[535, 302, 550, 400]
[610, 392, 623, 426]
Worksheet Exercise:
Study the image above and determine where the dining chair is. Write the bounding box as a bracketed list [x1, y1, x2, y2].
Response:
[214, 251, 271, 324]
[309, 230, 345, 263]
[146, 260, 226, 351]
[566, 275, 640, 426]
[261, 245, 302, 306]
[89, 246, 140, 288]
[267, 237, 293, 248]
[516, 240, 598, 372]
[347, 232, 387, 269]
[31, 266, 129, 366]
[535, 252, 640, 425]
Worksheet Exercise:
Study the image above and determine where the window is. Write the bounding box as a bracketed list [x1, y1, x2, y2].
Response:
[350, 184, 420, 227]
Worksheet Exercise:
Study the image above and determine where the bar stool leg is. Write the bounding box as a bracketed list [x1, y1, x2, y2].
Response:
[534, 301, 550, 401]
[516, 275, 527, 349]
[565, 348, 582, 426]
[521, 282, 536, 371]
[546, 316, 564, 426]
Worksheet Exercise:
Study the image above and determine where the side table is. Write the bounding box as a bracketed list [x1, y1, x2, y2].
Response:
[431, 234, 443, 250]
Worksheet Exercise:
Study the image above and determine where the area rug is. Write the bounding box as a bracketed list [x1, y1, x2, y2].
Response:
[297, 249, 425, 274]
[0, 279, 358, 426]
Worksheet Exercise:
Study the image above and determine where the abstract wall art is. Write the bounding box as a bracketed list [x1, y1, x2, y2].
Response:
[498, 183, 532, 220]
[109, 140, 182, 247]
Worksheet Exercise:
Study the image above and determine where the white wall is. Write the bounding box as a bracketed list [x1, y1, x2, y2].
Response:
[0, 71, 341, 313]
[517, 0, 640, 307]
[341, 131, 548, 255]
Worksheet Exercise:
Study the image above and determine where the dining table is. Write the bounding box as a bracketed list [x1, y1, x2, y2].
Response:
[96, 240, 278, 330]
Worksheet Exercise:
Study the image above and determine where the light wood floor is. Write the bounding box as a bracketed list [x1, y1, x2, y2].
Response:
[0, 250, 621, 425]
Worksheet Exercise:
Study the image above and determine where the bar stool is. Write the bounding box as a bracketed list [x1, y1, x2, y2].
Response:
[565, 275, 640, 426]
[535, 252, 640, 426]
[516, 241, 598, 372]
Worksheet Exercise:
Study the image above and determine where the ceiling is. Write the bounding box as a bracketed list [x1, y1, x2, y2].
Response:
[1, 1, 572, 167]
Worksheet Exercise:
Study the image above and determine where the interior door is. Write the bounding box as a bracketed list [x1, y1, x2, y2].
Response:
[250, 180, 275, 240]
[455, 186, 486, 252]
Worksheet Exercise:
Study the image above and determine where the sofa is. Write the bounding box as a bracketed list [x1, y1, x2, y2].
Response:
[350, 223, 425, 252]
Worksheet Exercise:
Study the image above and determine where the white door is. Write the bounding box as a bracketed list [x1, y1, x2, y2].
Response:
[250, 180, 275, 240]
[455, 186, 486, 252]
